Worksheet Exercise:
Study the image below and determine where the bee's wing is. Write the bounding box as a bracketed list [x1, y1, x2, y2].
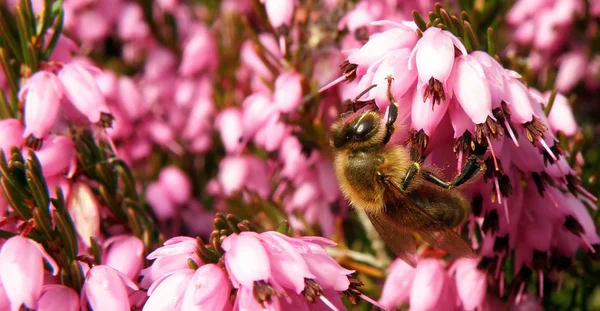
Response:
[366, 210, 418, 267]
[381, 180, 477, 260]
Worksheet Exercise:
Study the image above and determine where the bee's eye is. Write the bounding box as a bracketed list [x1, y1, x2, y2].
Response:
[351, 114, 376, 140]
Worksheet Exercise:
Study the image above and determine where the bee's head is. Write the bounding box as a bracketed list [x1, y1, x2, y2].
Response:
[330, 110, 382, 149]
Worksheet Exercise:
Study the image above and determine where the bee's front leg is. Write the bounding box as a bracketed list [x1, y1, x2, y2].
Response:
[421, 156, 485, 189]
[383, 76, 399, 145]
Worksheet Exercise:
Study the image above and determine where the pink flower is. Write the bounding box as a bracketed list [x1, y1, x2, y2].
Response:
[58, 63, 111, 124]
[117, 76, 150, 121]
[68, 182, 101, 247]
[19, 71, 64, 140]
[180, 264, 232, 310]
[104, 235, 145, 281]
[38, 285, 80, 311]
[215, 108, 244, 153]
[117, 3, 150, 41]
[143, 269, 194, 311]
[82, 265, 139, 311]
[0, 236, 58, 311]
[0, 119, 24, 153]
[379, 259, 416, 310]
[273, 73, 303, 113]
[222, 232, 271, 289]
[158, 166, 192, 205]
[76, 10, 110, 42]
[544, 92, 577, 136]
[33, 135, 76, 178]
[179, 25, 217, 76]
[555, 51, 587, 93]
[451, 55, 492, 124]
[409, 259, 457, 311]
[145, 181, 176, 221]
[450, 258, 487, 311]
[141, 237, 201, 289]
[263, 0, 295, 28]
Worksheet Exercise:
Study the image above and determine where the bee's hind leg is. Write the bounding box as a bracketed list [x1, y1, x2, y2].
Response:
[421, 156, 485, 189]
[400, 162, 421, 191]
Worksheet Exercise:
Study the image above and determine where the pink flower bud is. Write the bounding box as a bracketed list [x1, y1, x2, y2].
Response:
[273, 72, 302, 113]
[503, 77, 534, 124]
[145, 182, 176, 221]
[242, 93, 276, 138]
[95, 70, 118, 100]
[145, 47, 177, 80]
[0, 119, 24, 153]
[218, 156, 250, 196]
[544, 92, 577, 136]
[19, 71, 63, 140]
[156, 0, 179, 13]
[117, 76, 149, 121]
[76, 10, 110, 42]
[158, 166, 192, 205]
[33, 135, 76, 178]
[555, 51, 586, 93]
[180, 264, 232, 310]
[179, 25, 217, 76]
[83, 265, 138, 311]
[68, 182, 101, 247]
[410, 259, 456, 311]
[241, 34, 281, 79]
[38, 285, 79, 311]
[0, 236, 58, 311]
[58, 63, 110, 124]
[263, 0, 295, 28]
[117, 3, 149, 41]
[104, 235, 145, 281]
[215, 108, 244, 153]
[46, 32, 79, 63]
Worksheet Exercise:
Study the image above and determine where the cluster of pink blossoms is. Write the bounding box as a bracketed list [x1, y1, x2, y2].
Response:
[506, 0, 600, 93]
[319, 2, 599, 309]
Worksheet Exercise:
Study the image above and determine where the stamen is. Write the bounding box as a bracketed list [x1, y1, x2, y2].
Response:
[538, 270, 544, 298]
[545, 189, 559, 208]
[516, 282, 526, 304]
[485, 135, 499, 171]
[359, 293, 388, 311]
[319, 295, 341, 311]
[557, 271, 564, 292]
[495, 255, 503, 278]
[503, 119, 519, 147]
[457, 148, 464, 172]
[503, 199, 510, 224]
[499, 271, 505, 297]
[538, 138, 557, 162]
[576, 185, 598, 203]
[494, 177, 502, 204]
[318, 75, 346, 93]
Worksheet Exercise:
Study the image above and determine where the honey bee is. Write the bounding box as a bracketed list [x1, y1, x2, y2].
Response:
[330, 76, 482, 267]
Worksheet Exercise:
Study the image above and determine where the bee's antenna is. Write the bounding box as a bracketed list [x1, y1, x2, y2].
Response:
[354, 84, 378, 101]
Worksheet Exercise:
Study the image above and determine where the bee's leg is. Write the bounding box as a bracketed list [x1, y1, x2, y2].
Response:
[400, 162, 420, 191]
[422, 156, 484, 189]
[383, 76, 399, 145]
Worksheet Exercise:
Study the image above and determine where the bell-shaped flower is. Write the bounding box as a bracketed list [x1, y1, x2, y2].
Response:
[555, 51, 586, 93]
[0, 236, 58, 311]
[68, 182, 101, 247]
[347, 22, 418, 75]
[179, 25, 217, 76]
[215, 108, 243, 153]
[117, 3, 149, 41]
[104, 235, 145, 281]
[117, 76, 149, 121]
[452, 55, 493, 124]
[19, 71, 63, 140]
[145, 181, 177, 221]
[263, 0, 295, 28]
[240, 34, 281, 80]
[158, 166, 192, 205]
[411, 27, 467, 85]
[273, 72, 302, 113]
[143, 269, 194, 311]
[180, 264, 232, 310]
[544, 92, 577, 136]
[379, 258, 416, 310]
[450, 258, 487, 311]
[222, 232, 271, 288]
[82, 265, 139, 311]
[141, 236, 201, 289]
[38, 285, 80, 311]
[218, 155, 250, 196]
[411, 84, 450, 136]
[34, 135, 76, 178]
[369, 48, 417, 107]
[58, 63, 111, 124]
[259, 232, 315, 294]
[503, 77, 535, 124]
[0, 119, 24, 153]
[409, 258, 457, 311]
